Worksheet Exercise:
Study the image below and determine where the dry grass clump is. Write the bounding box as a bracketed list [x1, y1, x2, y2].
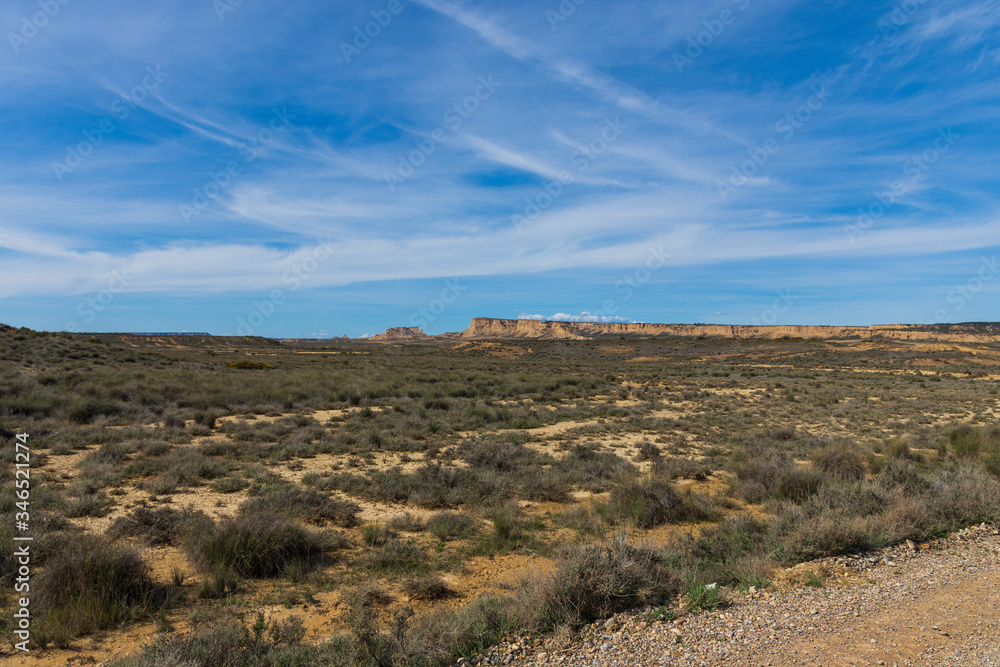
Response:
[729, 445, 824, 503]
[34, 534, 157, 647]
[811, 444, 866, 481]
[388, 513, 425, 533]
[426, 511, 479, 541]
[651, 455, 711, 480]
[366, 539, 427, 574]
[239, 484, 360, 527]
[361, 521, 398, 546]
[402, 574, 455, 600]
[106, 614, 319, 667]
[536, 538, 682, 629]
[108, 506, 207, 545]
[600, 479, 718, 528]
[185, 512, 334, 580]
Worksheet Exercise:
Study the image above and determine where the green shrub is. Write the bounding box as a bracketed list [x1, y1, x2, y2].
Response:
[411, 595, 523, 663]
[984, 453, 1000, 478]
[193, 409, 219, 429]
[67, 399, 122, 424]
[683, 583, 726, 612]
[636, 441, 661, 461]
[949, 426, 982, 458]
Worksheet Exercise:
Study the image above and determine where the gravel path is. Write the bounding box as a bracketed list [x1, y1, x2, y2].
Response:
[471, 523, 1000, 667]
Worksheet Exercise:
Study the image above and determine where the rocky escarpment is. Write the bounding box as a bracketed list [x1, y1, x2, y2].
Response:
[369, 327, 428, 341]
[378, 318, 1000, 343]
[454, 318, 879, 340]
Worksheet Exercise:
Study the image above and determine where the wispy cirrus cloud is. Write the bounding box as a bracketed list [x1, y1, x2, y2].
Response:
[1, 0, 998, 336]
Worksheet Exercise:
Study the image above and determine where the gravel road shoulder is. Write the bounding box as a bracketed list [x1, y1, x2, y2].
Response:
[474, 523, 1000, 667]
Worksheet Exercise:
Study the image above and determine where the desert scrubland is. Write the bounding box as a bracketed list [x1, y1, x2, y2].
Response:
[2, 325, 999, 665]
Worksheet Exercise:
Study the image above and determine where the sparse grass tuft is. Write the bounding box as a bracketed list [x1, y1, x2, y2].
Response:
[427, 511, 478, 541]
[683, 583, 726, 612]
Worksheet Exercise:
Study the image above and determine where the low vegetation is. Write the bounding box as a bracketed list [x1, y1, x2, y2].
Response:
[1, 327, 998, 663]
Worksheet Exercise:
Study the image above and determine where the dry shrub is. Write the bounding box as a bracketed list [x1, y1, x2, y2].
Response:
[108, 506, 207, 546]
[34, 534, 155, 645]
[239, 484, 360, 527]
[402, 574, 455, 600]
[729, 445, 824, 503]
[185, 512, 328, 579]
[427, 511, 478, 541]
[537, 538, 681, 629]
[604, 479, 717, 528]
[636, 441, 661, 461]
[811, 444, 866, 482]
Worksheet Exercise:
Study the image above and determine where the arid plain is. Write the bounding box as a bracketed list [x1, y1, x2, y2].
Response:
[2, 322, 999, 665]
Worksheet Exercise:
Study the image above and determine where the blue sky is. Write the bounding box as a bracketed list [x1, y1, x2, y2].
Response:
[1, 0, 998, 337]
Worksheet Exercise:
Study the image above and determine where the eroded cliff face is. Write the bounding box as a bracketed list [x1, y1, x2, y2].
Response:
[447, 318, 1000, 343]
[364, 318, 1000, 343]
[369, 327, 428, 341]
